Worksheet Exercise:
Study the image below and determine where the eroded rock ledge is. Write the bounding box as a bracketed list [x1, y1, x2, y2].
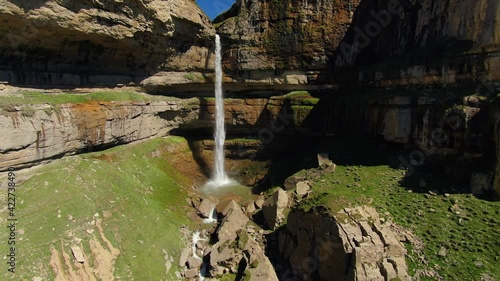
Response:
[0, 0, 215, 86]
[0, 97, 199, 171]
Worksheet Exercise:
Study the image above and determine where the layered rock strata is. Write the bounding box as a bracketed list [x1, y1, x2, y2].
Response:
[0, 0, 215, 86]
[333, 0, 500, 87]
[214, 0, 360, 84]
[0, 97, 199, 170]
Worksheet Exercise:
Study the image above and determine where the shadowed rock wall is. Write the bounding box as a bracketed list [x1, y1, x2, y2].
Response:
[0, 0, 215, 86]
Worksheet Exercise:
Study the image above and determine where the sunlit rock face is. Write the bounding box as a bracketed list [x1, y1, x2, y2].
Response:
[0, 98, 199, 170]
[0, 0, 215, 86]
[214, 0, 361, 83]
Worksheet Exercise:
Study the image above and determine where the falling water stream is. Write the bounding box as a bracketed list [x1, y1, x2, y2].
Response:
[202, 35, 250, 195]
[212, 34, 230, 186]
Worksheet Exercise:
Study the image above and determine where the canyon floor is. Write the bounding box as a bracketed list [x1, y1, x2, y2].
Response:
[1, 136, 498, 280]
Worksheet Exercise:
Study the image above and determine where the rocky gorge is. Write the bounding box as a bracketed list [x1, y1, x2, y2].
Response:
[0, 0, 499, 281]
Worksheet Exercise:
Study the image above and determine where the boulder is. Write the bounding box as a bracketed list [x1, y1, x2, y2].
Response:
[216, 204, 249, 241]
[284, 168, 325, 190]
[317, 153, 332, 166]
[296, 181, 310, 197]
[245, 238, 279, 281]
[187, 256, 202, 269]
[179, 247, 190, 267]
[283, 174, 306, 191]
[197, 197, 218, 218]
[254, 196, 265, 209]
[216, 199, 241, 216]
[184, 268, 199, 279]
[70, 246, 85, 263]
[244, 200, 257, 215]
[320, 162, 337, 174]
[262, 189, 289, 229]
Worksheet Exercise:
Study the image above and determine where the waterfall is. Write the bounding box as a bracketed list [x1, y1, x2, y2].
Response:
[203, 207, 218, 224]
[212, 34, 229, 185]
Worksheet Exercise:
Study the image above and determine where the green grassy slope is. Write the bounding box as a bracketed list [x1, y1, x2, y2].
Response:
[0, 90, 178, 106]
[297, 138, 500, 280]
[1, 137, 195, 280]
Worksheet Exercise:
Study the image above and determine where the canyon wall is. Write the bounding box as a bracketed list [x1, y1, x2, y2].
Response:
[319, 0, 500, 197]
[333, 0, 500, 87]
[213, 0, 500, 197]
[0, 98, 199, 171]
[0, 0, 215, 86]
[214, 0, 360, 85]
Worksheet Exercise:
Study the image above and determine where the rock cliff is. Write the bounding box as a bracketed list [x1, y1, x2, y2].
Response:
[333, 0, 500, 87]
[0, 94, 199, 170]
[214, 0, 360, 84]
[319, 0, 500, 197]
[0, 0, 215, 86]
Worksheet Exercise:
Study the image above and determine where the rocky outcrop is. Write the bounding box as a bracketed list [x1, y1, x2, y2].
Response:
[209, 228, 279, 281]
[200, 92, 320, 130]
[0, 96, 199, 170]
[189, 199, 278, 281]
[277, 206, 413, 281]
[0, 0, 215, 86]
[333, 0, 500, 87]
[214, 0, 360, 83]
[262, 189, 289, 230]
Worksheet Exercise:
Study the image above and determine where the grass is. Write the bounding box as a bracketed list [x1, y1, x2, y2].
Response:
[296, 137, 500, 280]
[183, 72, 205, 83]
[0, 90, 178, 106]
[283, 91, 320, 106]
[0, 137, 195, 280]
[283, 91, 312, 99]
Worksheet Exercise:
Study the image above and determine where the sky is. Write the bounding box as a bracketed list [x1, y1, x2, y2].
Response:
[196, 0, 236, 20]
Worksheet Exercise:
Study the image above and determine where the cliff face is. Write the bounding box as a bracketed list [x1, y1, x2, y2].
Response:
[214, 0, 360, 83]
[333, 0, 500, 87]
[0, 97, 199, 170]
[322, 0, 500, 197]
[0, 0, 215, 86]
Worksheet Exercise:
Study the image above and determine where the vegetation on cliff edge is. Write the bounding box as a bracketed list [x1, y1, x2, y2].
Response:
[0, 90, 178, 106]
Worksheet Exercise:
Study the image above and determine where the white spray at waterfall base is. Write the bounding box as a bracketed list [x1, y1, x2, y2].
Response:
[203, 207, 218, 224]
